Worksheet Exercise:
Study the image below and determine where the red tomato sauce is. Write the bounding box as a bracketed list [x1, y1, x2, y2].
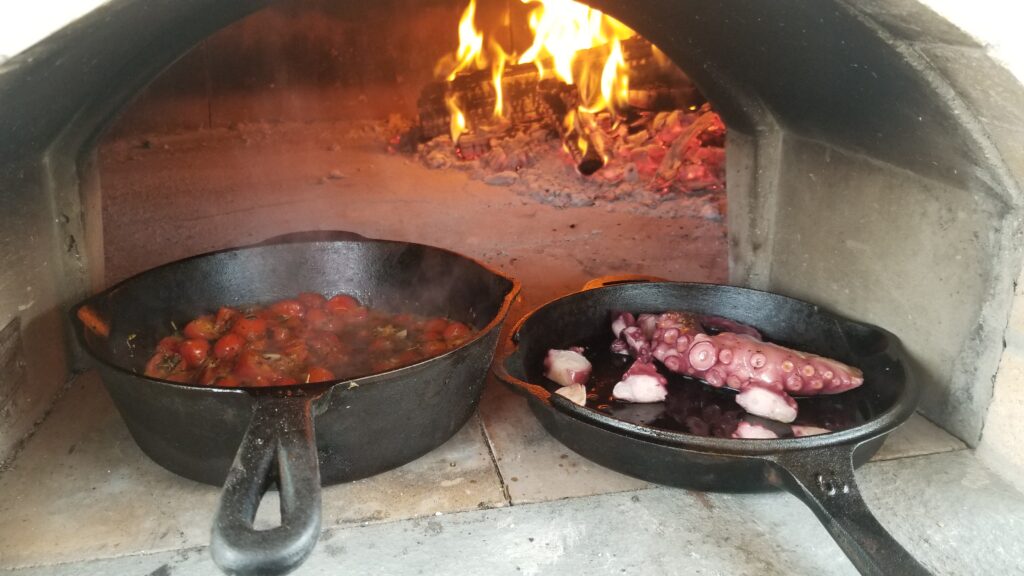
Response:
[143, 292, 475, 387]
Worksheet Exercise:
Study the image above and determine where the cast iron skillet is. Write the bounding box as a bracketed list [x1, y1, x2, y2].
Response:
[71, 232, 519, 576]
[494, 279, 930, 576]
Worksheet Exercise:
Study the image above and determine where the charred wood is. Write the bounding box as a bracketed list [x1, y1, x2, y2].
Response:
[537, 86, 603, 175]
[415, 36, 695, 141]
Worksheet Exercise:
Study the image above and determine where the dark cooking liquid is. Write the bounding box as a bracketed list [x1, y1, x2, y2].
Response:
[557, 334, 871, 438]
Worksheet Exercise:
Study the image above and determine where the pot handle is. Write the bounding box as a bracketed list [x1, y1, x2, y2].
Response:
[767, 445, 931, 576]
[211, 394, 323, 576]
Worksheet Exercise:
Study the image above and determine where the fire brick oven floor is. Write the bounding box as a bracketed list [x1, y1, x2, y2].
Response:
[1, 122, 1022, 574]
[2, 373, 1022, 575]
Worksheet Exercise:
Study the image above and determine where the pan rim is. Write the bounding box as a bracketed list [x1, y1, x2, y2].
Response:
[496, 281, 922, 456]
[71, 235, 521, 396]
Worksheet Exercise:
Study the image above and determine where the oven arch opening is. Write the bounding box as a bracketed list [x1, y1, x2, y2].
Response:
[1, 0, 1022, 463]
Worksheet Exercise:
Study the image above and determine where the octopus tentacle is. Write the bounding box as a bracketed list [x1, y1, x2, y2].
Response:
[611, 310, 864, 423]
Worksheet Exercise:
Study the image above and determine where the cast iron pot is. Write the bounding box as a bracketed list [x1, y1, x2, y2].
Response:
[72, 234, 519, 576]
[494, 280, 930, 576]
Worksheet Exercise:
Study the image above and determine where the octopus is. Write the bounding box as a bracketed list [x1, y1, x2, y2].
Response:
[610, 311, 864, 423]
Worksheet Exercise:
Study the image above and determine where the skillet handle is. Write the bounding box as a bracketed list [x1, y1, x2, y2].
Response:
[211, 394, 322, 576]
[768, 446, 931, 576]
[581, 274, 666, 291]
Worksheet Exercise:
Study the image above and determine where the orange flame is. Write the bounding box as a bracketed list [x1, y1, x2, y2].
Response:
[446, 94, 467, 143]
[447, 0, 486, 82]
[440, 0, 635, 142]
[491, 41, 508, 118]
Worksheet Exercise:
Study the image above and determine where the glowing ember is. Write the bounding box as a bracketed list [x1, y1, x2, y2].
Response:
[409, 0, 724, 199]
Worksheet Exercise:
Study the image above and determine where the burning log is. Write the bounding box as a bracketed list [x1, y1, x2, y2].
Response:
[417, 62, 547, 142]
[407, 3, 725, 200]
[575, 110, 614, 164]
[415, 36, 701, 142]
[627, 86, 703, 112]
[537, 86, 603, 175]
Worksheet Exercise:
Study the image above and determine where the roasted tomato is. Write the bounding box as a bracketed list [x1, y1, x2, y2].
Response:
[144, 352, 190, 382]
[297, 292, 327, 309]
[145, 292, 475, 388]
[156, 335, 184, 354]
[305, 366, 335, 383]
[346, 306, 369, 322]
[420, 340, 448, 357]
[304, 308, 338, 332]
[213, 333, 245, 360]
[368, 337, 394, 354]
[214, 307, 239, 332]
[233, 350, 284, 387]
[232, 317, 268, 341]
[213, 374, 241, 388]
[184, 315, 219, 340]
[198, 362, 228, 386]
[443, 322, 472, 345]
[326, 294, 359, 314]
[270, 325, 292, 343]
[269, 299, 305, 320]
[370, 357, 402, 373]
[394, 350, 421, 366]
[306, 331, 343, 359]
[179, 338, 210, 368]
[423, 318, 449, 334]
[281, 339, 310, 366]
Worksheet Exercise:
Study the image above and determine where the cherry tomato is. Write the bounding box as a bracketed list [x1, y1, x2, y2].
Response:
[297, 292, 327, 309]
[306, 331, 342, 358]
[423, 318, 449, 334]
[213, 374, 241, 388]
[420, 340, 448, 357]
[369, 338, 394, 353]
[282, 339, 310, 365]
[214, 307, 239, 332]
[371, 358, 401, 373]
[198, 362, 228, 386]
[232, 317, 268, 341]
[306, 366, 335, 383]
[326, 294, 359, 313]
[443, 322, 472, 345]
[269, 299, 305, 320]
[156, 336, 183, 354]
[179, 338, 210, 367]
[213, 333, 245, 360]
[184, 315, 219, 340]
[270, 325, 292, 343]
[151, 292, 475, 389]
[233, 350, 283, 387]
[347, 306, 369, 322]
[305, 308, 338, 332]
[165, 369, 195, 383]
[144, 352, 188, 381]
[395, 350, 420, 366]
[393, 313, 415, 327]
[246, 338, 269, 352]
